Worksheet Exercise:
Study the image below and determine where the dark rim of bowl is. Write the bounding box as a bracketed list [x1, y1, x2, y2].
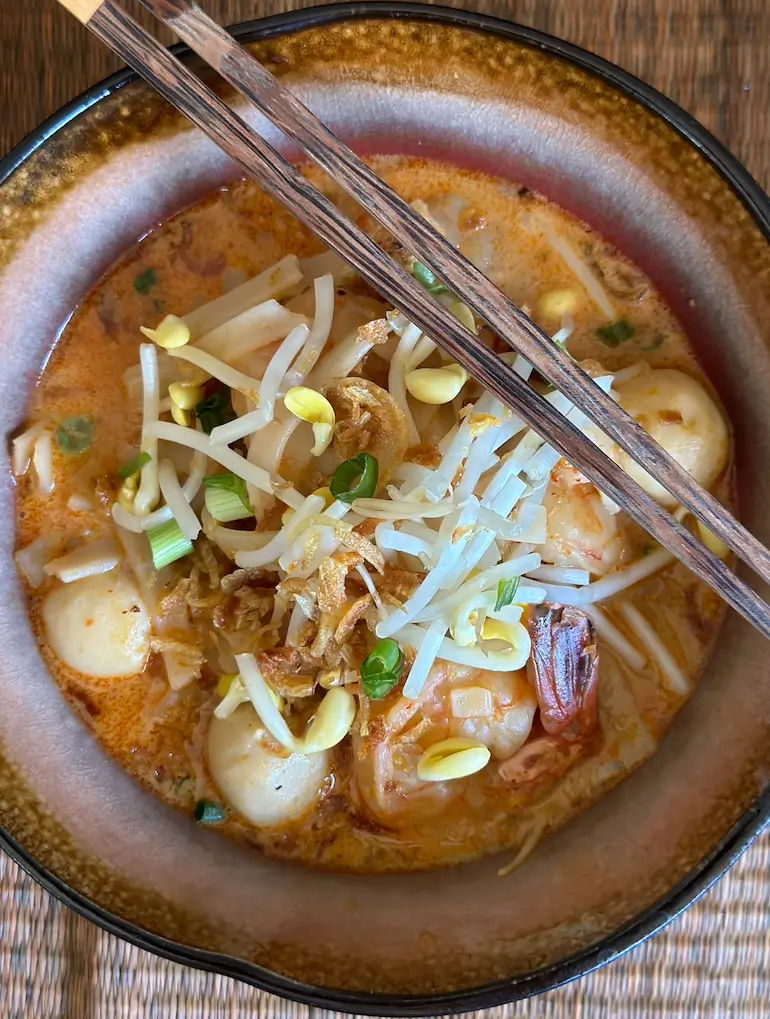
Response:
[1, 3, 769, 1013]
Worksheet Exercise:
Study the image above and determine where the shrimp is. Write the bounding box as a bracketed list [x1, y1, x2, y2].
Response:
[352, 664, 537, 828]
[540, 464, 624, 575]
[499, 604, 599, 789]
[590, 364, 729, 507]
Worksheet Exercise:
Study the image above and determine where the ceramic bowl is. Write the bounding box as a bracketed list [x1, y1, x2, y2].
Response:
[1, 3, 770, 1012]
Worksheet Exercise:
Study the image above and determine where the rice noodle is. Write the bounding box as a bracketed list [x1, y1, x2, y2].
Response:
[304, 319, 390, 391]
[527, 565, 591, 586]
[168, 346, 262, 401]
[144, 421, 303, 509]
[245, 415, 297, 482]
[235, 494, 325, 569]
[43, 535, 121, 583]
[488, 475, 528, 517]
[536, 547, 674, 606]
[299, 250, 354, 285]
[134, 344, 161, 516]
[236, 652, 297, 751]
[376, 500, 479, 638]
[158, 459, 201, 540]
[476, 505, 537, 542]
[611, 363, 644, 387]
[454, 413, 524, 504]
[521, 376, 613, 484]
[208, 324, 309, 445]
[243, 315, 389, 482]
[420, 397, 505, 501]
[182, 256, 302, 339]
[395, 622, 531, 672]
[482, 432, 545, 509]
[511, 504, 547, 544]
[112, 448, 206, 534]
[115, 528, 200, 690]
[522, 211, 616, 320]
[112, 502, 171, 534]
[414, 576, 545, 624]
[281, 275, 335, 389]
[375, 523, 434, 565]
[403, 618, 447, 698]
[202, 509, 277, 554]
[32, 432, 54, 496]
[351, 498, 455, 520]
[12, 423, 44, 478]
[277, 496, 332, 572]
[618, 603, 689, 695]
[195, 300, 308, 361]
[390, 463, 433, 494]
[417, 552, 542, 613]
[583, 605, 646, 671]
[15, 535, 59, 587]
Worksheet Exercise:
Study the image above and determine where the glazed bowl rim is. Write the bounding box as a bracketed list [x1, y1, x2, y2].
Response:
[1, 3, 769, 1012]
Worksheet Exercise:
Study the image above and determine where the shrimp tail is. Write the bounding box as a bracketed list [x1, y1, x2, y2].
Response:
[499, 603, 600, 789]
[526, 603, 599, 740]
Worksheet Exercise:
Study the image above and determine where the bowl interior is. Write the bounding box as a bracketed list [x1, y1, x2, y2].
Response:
[1, 8, 770, 1008]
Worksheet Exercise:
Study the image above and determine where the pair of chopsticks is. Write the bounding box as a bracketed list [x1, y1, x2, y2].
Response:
[58, 0, 770, 640]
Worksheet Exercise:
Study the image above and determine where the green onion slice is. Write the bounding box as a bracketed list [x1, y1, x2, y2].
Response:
[147, 518, 193, 570]
[55, 416, 93, 455]
[330, 452, 379, 504]
[595, 319, 635, 347]
[203, 473, 253, 522]
[195, 386, 235, 435]
[411, 261, 448, 295]
[133, 268, 158, 295]
[116, 451, 151, 479]
[194, 800, 226, 824]
[360, 638, 404, 700]
[494, 576, 520, 611]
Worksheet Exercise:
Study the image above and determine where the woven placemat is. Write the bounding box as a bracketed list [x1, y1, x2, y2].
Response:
[1, 831, 768, 1018]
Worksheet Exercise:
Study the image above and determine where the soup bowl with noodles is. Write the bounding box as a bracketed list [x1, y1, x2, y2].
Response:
[1, 4, 770, 1011]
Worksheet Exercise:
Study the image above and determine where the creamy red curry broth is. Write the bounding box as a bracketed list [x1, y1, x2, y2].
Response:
[13, 158, 730, 872]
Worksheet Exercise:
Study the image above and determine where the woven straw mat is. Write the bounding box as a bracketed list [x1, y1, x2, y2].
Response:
[0, 830, 768, 1018]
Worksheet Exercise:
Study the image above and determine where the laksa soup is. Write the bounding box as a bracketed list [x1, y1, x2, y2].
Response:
[13, 159, 731, 873]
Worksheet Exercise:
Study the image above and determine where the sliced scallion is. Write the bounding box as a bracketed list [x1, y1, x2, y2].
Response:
[116, 451, 151, 479]
[203, 472, 253, 522]
[195, 386, 235, 435]
[494, 577, 520, 611]
[55, 416, 93, 455]
[596, 319, 635, 347]
[411, 261, 448, 296]
[147, 518, 193, 570]
[194, 800, 226, 824]
[360, 638, 404, 700]
[133, 268, 158, 295]
[330, 452, 379, 504]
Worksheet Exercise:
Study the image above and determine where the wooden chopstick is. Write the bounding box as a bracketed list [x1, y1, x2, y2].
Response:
[133, 0, 770, 595]
[56, 0, 770, 643]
